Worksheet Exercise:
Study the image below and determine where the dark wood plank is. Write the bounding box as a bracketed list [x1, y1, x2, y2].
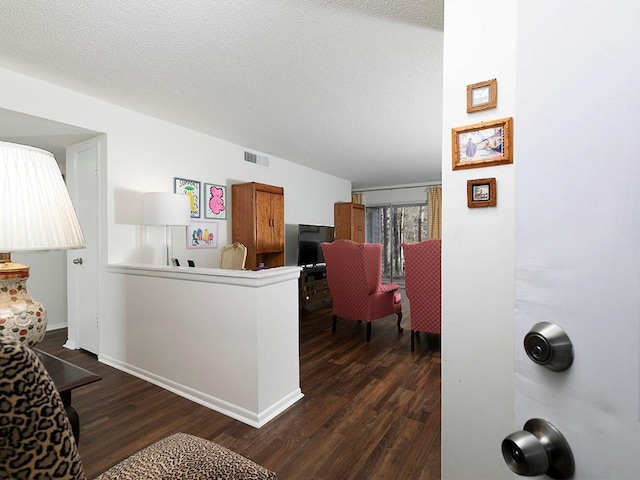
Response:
[37, 295, 441, 479]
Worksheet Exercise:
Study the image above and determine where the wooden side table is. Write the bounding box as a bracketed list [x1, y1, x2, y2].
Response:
[34, 349, 101, 444]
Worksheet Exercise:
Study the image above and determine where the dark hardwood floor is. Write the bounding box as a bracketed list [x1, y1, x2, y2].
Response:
[38, 299, 441, 479]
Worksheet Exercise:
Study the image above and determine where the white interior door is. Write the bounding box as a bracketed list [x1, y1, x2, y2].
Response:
[512, 2, 640, 478]
[65, 136, 104, 354]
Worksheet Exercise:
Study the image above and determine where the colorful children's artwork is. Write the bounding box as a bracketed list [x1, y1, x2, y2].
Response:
[204, 183, 226, 220]
[187, 221, 218, 249]
[174, 177, 201, 218]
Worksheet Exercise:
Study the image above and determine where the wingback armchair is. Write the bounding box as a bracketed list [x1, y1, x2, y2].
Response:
[0, 333, 277, 479]
[321, 240, 402, 341]
[402, 239, 441, 352]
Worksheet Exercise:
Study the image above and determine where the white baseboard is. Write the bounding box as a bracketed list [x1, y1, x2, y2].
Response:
[46, 321, 67, 331]
[63, 339, 79, 350]
[98, 353, 304, 428]
[256, 389, 305, 426]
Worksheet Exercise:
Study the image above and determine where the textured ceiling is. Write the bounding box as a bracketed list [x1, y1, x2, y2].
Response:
[0, 0, 443, 189]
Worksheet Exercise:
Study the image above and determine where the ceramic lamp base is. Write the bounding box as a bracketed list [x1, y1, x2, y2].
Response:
[0, 262, 47, 346]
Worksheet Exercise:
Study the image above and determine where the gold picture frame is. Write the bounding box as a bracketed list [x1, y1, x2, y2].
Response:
[452, 117, 513, 170]
[467, 79, 497, 113]
[467, 178, 497, 208]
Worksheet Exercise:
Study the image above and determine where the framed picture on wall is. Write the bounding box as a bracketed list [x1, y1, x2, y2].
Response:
[187, 221, 218, 249]
[467, 79, 498, 113]
[467, 177, 497, 208]
[204, 183, 227, 220]
[174, 177, 201, 218]
[452, 117, 513, 170]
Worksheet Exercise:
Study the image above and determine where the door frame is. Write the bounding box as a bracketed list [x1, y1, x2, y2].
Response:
[64, 135, 107, 353]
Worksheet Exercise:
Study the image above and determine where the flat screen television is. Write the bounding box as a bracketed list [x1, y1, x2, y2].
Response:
[297, 224, 335, 267]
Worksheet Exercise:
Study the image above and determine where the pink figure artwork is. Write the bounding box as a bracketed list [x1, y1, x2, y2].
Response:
[208, 186, 225, 216]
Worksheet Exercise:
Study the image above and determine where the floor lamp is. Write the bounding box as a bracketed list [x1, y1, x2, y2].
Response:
[0, 141, 85, 346]
[143, 192, 191, 265]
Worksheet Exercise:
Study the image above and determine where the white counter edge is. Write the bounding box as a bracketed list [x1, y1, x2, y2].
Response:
[107, 263, 301, 287]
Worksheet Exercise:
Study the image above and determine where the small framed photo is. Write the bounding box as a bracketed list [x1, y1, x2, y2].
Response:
[467, 79, 497, 113]
[204, 183, 227, 220]
[174, 177, 201, 218]
[452, 117, 513, 170]
[467, 178, 497, 208]
[187, 221, 218, 249]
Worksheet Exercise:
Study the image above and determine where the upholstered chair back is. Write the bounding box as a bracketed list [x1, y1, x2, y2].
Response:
[321, 240, 403, 341]
[402, 239, 442, 339]
[0, 333, 86, 479]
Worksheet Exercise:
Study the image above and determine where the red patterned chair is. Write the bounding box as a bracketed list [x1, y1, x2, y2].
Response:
[402, 239, 441, 352]
[321, 240, 403, 341]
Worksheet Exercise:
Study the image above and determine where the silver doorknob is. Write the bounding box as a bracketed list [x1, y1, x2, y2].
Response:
[502, 419, 574, 478]
[72, 258, 83, 265]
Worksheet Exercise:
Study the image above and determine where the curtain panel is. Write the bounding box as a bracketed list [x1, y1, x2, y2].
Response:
[427, 186, 442, 239]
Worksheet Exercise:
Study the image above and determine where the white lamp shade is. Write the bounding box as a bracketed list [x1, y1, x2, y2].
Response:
[143, 192, 191, 226]
[0, 141, 85, 251]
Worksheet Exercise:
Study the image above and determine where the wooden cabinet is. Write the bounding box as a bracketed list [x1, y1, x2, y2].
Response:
[299, 266, 331, 311]
[255, 189, 284, 253]
[232, 182, 285, 270]
[334, 202, 365, 243]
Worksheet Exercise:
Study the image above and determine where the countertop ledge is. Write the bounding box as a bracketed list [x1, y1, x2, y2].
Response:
[107, 263, 301, 287]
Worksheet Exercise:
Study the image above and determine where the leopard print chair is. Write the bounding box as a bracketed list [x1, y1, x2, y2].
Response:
[0, 334, 277, 479]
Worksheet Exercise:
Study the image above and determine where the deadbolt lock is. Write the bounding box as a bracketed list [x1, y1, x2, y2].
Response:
[524, 322, 573, 371]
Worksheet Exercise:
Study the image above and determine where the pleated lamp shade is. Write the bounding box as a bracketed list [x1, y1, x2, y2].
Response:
[0, 141, 85, 251]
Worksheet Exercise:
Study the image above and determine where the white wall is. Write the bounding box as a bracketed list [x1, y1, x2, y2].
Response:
[441, 1, 516, 478]
[0, 67, 351, 267]
[0, 66, 351, 332]
[12, 251, 67, 330]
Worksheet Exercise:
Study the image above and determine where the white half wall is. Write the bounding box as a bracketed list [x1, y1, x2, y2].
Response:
[104, 264, 303, 427]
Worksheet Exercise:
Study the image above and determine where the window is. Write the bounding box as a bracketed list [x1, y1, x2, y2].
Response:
[366, 204, 429, 282]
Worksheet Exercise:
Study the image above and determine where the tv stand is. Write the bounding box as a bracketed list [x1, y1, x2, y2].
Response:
[299, 265, 331, 311]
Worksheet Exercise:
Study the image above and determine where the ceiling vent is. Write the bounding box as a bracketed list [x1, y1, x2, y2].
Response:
[244, 151, 269, 167]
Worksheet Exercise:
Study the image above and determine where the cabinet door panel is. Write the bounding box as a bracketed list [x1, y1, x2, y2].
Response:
[256, 190, 273, 253]
[334, 202, 365, 243]
[353, 207, 365, 243]
[270, 192, 285, 250]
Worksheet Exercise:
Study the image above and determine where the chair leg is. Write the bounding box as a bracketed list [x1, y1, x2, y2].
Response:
[396, 312, 403, 332]
[411, 329, 415, 352]
[332, 315, 337, 333]
[366, 322, 372, 342]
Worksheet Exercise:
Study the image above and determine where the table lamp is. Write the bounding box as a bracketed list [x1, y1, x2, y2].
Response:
[143, 192, 191, 265]
[0, 141, 85, 346]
